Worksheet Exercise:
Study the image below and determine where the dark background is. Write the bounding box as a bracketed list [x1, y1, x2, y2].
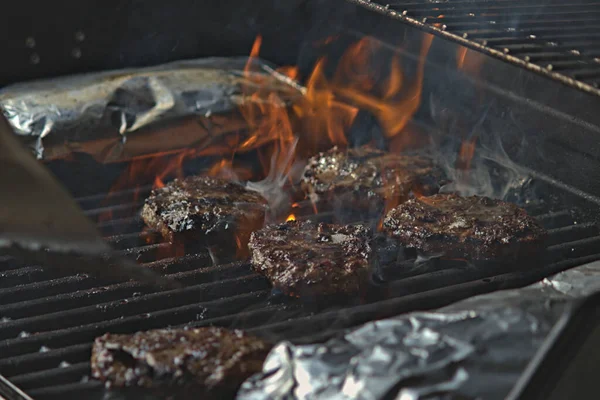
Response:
[0, 0, 342, 86]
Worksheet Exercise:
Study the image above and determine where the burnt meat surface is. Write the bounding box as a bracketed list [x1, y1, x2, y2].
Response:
[141, 176, 267, 256]
[249, 220, 373, 297]
[382, 193, 546, 261]
[300, 146, 446, 220]
[91, 327, 270, 396]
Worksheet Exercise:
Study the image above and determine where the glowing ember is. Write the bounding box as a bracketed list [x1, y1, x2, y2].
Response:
[286, 214, 296, 222]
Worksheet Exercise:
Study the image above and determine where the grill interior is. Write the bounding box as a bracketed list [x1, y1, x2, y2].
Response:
[2, 1, 600, 399]
[0, 145, 598, 399]
[353, 0, 600, 94]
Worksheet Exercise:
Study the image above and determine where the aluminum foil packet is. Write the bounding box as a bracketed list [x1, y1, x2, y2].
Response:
[238, 260, 600, 400]
[0, 57, 301, 162]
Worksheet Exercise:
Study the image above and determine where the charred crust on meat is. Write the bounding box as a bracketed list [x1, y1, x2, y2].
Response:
[382, 193, 546, 261]
[248, 220, 373, 297]
[300, 146, 447, 219]
[141, 176, 267, 255]
[91, 327, 269, 395]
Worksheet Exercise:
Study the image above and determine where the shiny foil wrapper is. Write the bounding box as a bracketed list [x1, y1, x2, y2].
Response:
[0, 57, 301, 162]
[238, 260, 600, 400]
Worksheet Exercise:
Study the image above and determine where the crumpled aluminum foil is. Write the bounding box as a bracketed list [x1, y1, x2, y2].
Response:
[0, 57, 301, 162]
[238, 260, 600, 400]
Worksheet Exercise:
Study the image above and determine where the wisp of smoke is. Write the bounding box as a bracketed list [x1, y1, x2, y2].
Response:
[431, 102, 531, 201]
[246, 137, 303, 222]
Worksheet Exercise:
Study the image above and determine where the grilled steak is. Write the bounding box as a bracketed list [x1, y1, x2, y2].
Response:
[249, 220, 373, 297]
[91, 327, 269, 396]
[300, 146, 446, 221]
[141, 176, 267, 257]
[382, 193, 546, 261]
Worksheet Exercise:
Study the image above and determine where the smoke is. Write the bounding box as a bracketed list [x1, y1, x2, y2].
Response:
[246, 137, 304, 222]
[438, 134, 530, 201]
[429, 98, 531, 202]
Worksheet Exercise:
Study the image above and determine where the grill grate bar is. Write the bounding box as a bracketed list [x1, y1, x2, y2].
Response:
[463, 26, 600, 40]
[0, 278, 270, 358]
[75, 185, 153, 208]
[117, 242, 173, 263]
[392, 0, 599, 11]
[4, 248, 600, 384]
[0, 207, 578, 306]
[528, 210, 572, 228]
[0, 263, 251, 323]
[0, 208, 584, 303]
[105, 231, 162, 250]
[27, 381, 103, 400]
[502, 43, 600, 56]
[247, 254, 600, 340]
[545, 223, 598, 246]
[0, 292, 289, 377]
[483, 32, 600, 46]
[570, 67, 600, 80]
[520, 52, 600, 63]
[409, 13, 600, 26]
[0, 174, 598, 399]
[97, 217, 143, 236]
[0, 343, 93, 378]
[401, 17, 600, 31]
[545, 236, 600, 259]
[83, 202, 143, 219]
[0, 268, 57, 289]
[0, 275, 105, 306]
[359, 0, 600, 94]
[9, 362, 90, 391]
[0, 255, 236, 308]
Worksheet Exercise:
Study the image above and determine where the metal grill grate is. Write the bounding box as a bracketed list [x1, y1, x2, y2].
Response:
[0, 180, 596, 399]
[349, 0, 600, 94]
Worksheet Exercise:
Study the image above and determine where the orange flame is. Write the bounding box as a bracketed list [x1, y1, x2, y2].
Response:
[249, 35, 262, 60]
[235, 235, 243, 255]
[458, 137, 477, 171]
[456, 46, 486, 76]
[207, 159, 232, 177]
[331, 35, 433, 139]
[100, 32, 436, 252]
[457, 47, 468, 70]
[286, 214, 296, 222]
[302, 59, 352, 147]
[154, 176, 165, 189]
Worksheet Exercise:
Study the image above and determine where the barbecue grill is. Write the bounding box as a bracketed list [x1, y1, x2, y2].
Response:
[0, 159, 596, 400]
[2, 0, 600, 399]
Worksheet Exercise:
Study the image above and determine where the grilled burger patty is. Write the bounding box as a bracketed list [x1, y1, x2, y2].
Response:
[91, 327, 269, 394]
[249, 220, 373, 297]
[382, 193, 546, 261]
[301, 146, 446, 215]
[141, 176, 267, 254]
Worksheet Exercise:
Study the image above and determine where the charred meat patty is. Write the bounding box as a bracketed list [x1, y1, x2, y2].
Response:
[249, 220, 373, 297]
[382, 193, 546, 261]
[91, 327, 269, 395]
[141, 176, 267, 255]
[301, 146, 446, 218]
